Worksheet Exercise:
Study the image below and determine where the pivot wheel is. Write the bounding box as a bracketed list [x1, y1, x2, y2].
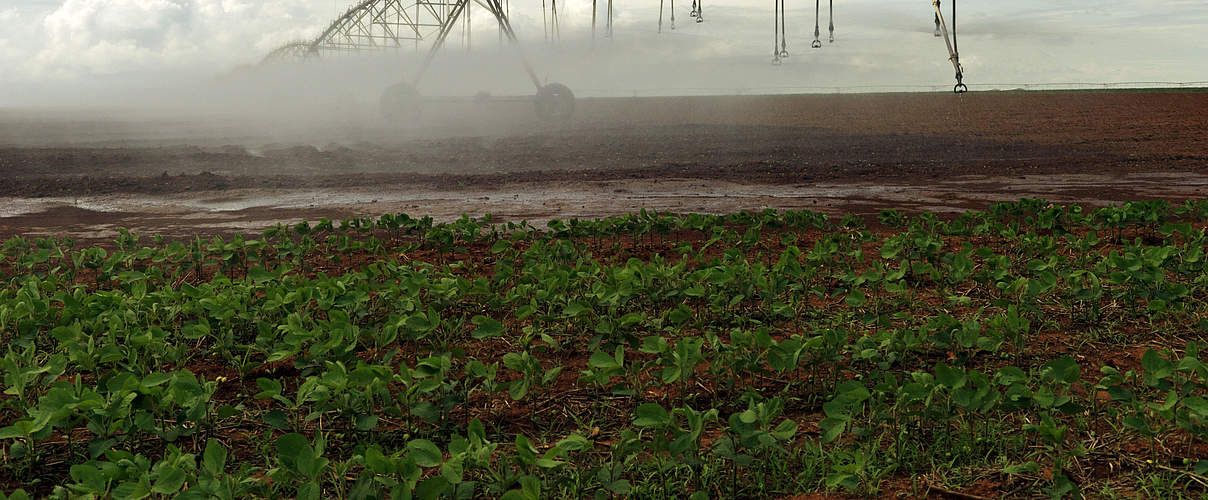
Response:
[380, 82, 421, 121]
[534, 83, 575, 121]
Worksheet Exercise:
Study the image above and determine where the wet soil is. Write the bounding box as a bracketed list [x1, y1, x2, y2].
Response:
[1, 91, 1206, 240]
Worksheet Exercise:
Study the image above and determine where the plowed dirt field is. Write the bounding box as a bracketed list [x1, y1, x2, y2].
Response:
[2, 90, 1206, 239]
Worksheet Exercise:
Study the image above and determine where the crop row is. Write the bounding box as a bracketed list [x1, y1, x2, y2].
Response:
[2, 199, 1208, 498]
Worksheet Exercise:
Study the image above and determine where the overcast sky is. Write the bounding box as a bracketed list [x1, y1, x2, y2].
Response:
[1, 0, 1206, 106]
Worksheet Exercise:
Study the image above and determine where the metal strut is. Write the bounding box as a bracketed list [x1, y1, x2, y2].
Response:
[773, 0, 787, 64]
[412, 0, 542, 90]
[773, 0, 779, 64]
[660, 0, 677, 32]
[932, 0, 966, 93]
[780, 0, 788, 57]
[607, 0, 614, 37]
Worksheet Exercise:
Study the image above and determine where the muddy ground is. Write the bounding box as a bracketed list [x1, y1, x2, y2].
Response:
[1, 91, 1206, 240]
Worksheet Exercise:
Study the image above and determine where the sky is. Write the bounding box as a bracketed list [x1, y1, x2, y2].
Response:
[0, 0, 1206, 106]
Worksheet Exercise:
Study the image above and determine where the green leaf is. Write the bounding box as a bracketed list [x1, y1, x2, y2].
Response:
[440, 455, 464, 484]
[247, 266, 276, 283]
[0, 424, 27, 440]
[519, 475, 541, 498]
[588, 350, 620, 369]
[364, 447, 394, 474]
[181, 321, 210, 340]
[1003, 461, 1040, 475]
[1142, 349, 1175, 382]
[618, 312, 645, 329]
[490, 239, 512, 254]
[254, 378, 282, 398]
[298, 482, 321, 500]
[819, 417, 846, 443]
[276, 433, 314, 472]
[1041, 356, 1081, 385]
[515, 434, 539, 462]
[772, 419, 798, 440]
[835, 380, 871, 402]
[411, 402, 441, 422]
[667, 305, 692, 324]
[407, 439, 444, 468]
[508, 379, 529, 401]
[1123, 415, 1152, 435]
[825, 472, 859, 490]
[355, 414, 379, 431]
[597, 467, 631, 494]
[1184, 397, 1208, 416]
[111, 480, 151, 500]
[844, 288, 867, 307]
[88, 437, 117, 459]
[470, 316, 504, 339]
[934, 363, 966, 390]
[1107, 385, 1134, 402]
[556, 434, 591, 452]
[204, 439, 228, 476]
[263, 409, 289, 430]
[633, 403, 669, 427]
[152, 465, 186, 494]
[541, 366, 563, 385]
[140, 373, 171, 387]
[562, 302, 590, 318]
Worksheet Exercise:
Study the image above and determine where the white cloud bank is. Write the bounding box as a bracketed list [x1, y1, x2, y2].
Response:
[5, 0, 325, 81]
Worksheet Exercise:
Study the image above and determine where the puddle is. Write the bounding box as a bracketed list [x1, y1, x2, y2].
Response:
[4, 171, 1208, 241]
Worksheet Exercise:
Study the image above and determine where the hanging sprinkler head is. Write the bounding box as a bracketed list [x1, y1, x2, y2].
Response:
[828, 0, 834, 43]
[812, 0, 822, 48]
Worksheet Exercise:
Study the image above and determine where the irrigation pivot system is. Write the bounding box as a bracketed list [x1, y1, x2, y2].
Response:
[260, 0, 967, 120]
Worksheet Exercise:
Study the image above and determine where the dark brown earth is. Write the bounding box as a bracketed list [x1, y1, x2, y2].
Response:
[1, 91, 1206, 240]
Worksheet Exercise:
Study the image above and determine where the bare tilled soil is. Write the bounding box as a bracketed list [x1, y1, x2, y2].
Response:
[1, 90, 1206, 240]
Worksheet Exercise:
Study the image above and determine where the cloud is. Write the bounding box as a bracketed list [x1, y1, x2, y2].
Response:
[23, 0, 328, 79]
[45, 0, 193, 47]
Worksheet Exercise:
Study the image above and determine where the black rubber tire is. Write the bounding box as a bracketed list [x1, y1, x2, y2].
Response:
[380, 82, 421, 121]
[534, 83, 575, 122]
